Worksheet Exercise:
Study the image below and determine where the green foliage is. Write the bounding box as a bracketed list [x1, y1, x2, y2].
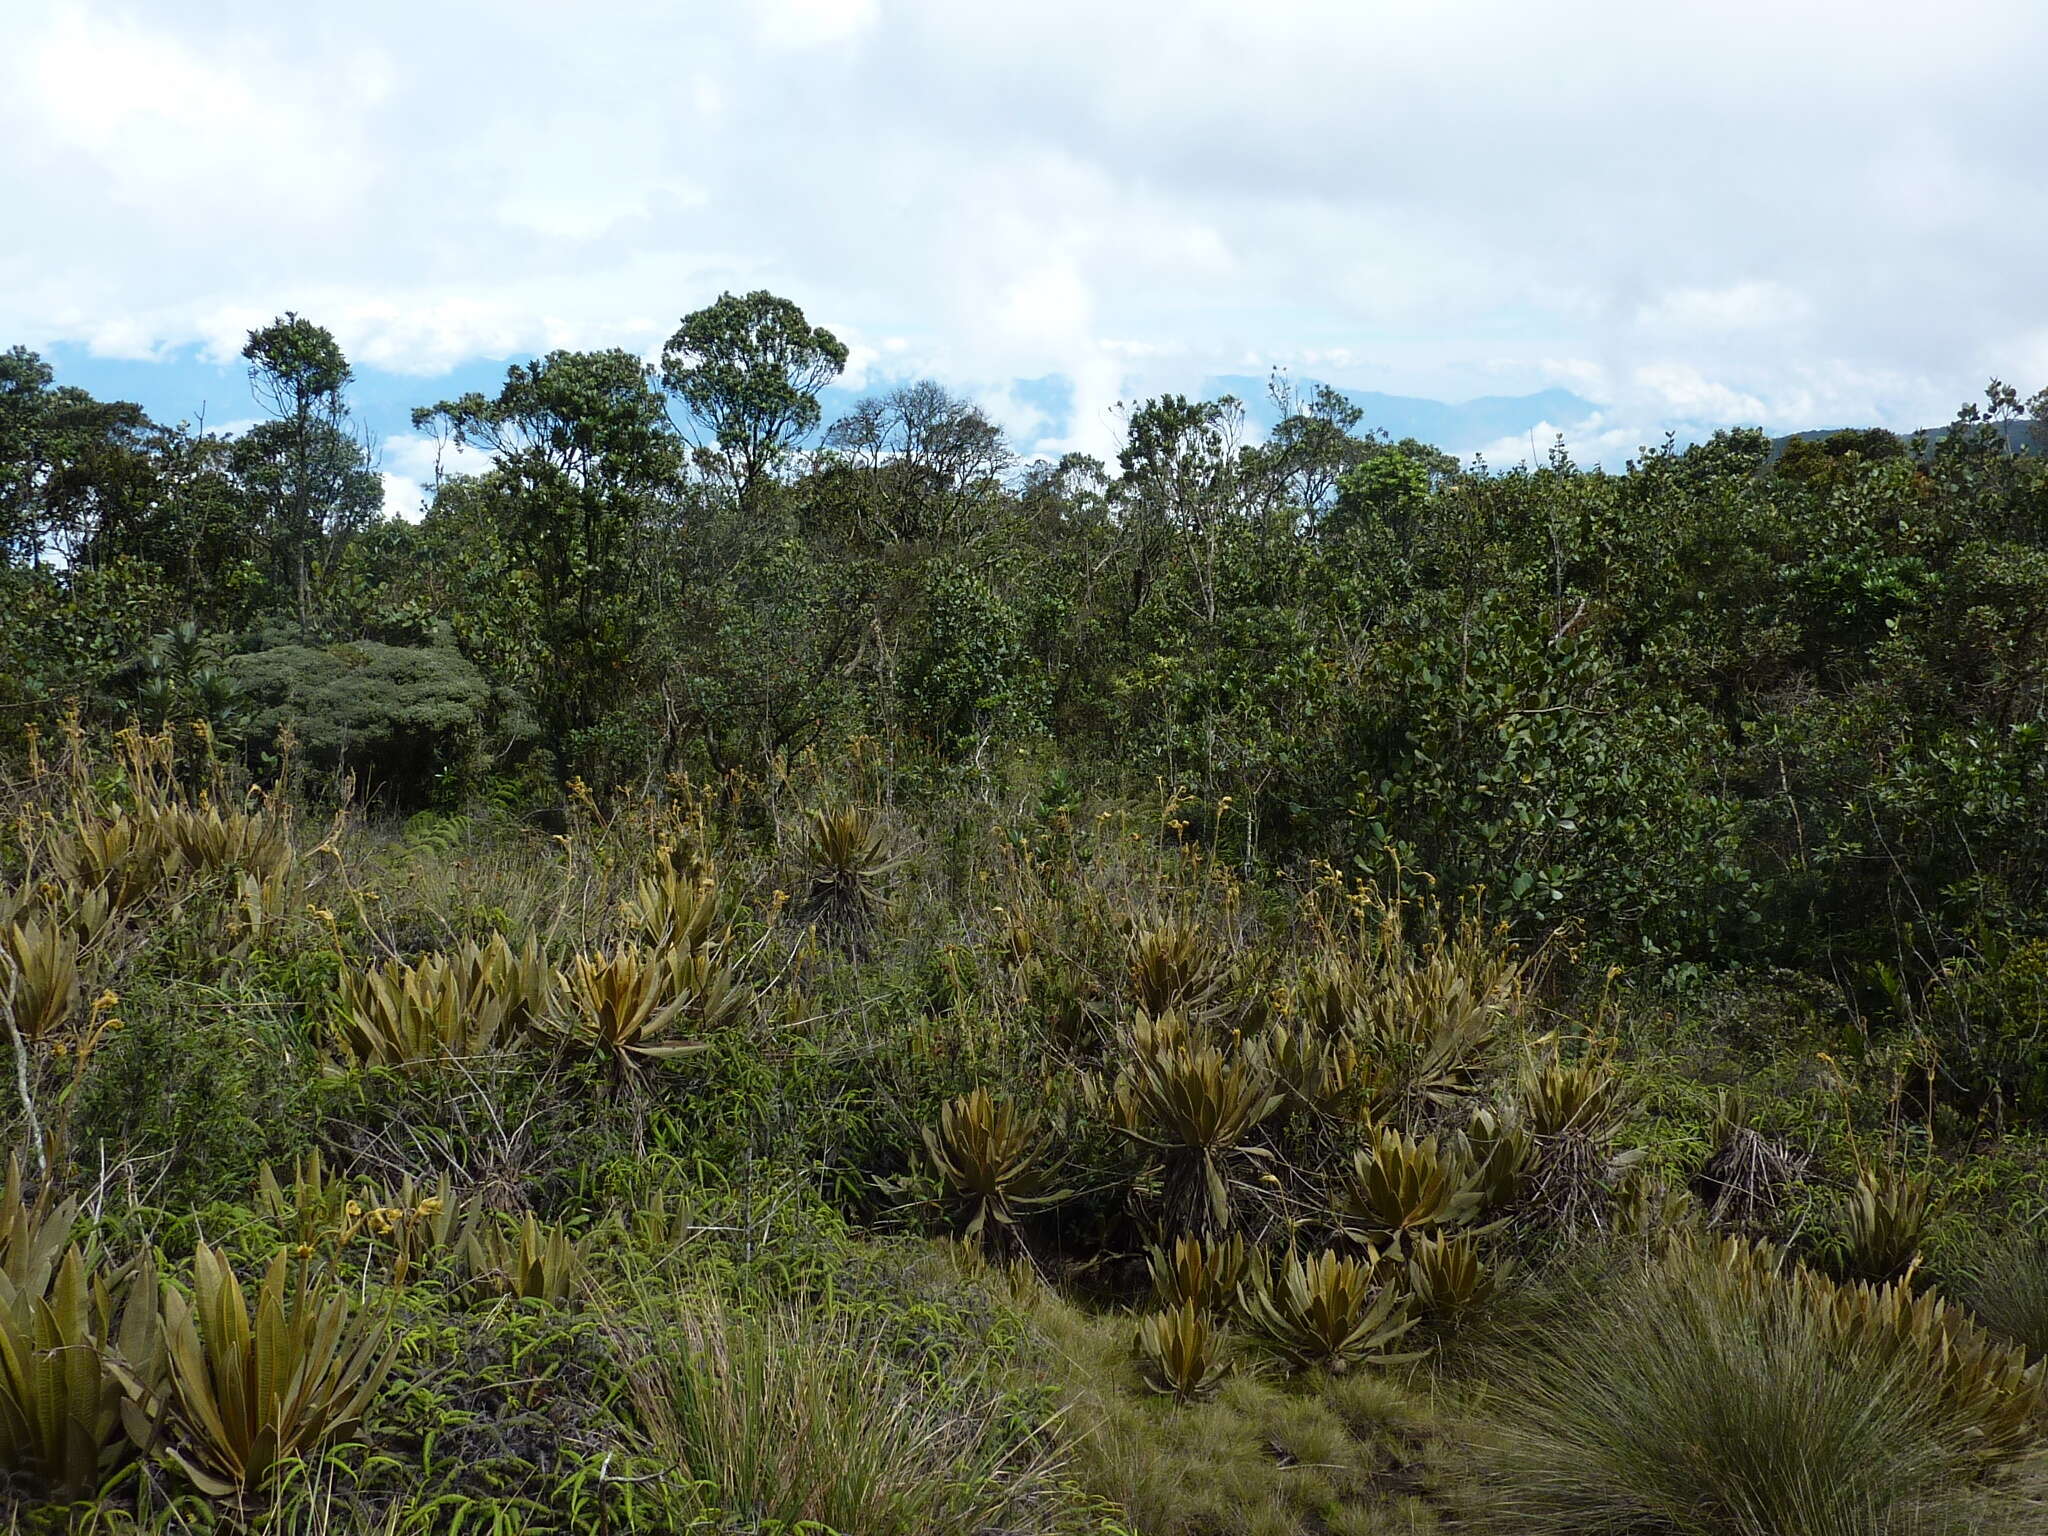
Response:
[130, 1244, 397, 1496]
[1457, 1240, 2048, 1535]
[661, 289, 847, 506]
[228, 635, 499, 804]
[1238, 1249, 1419, 1375]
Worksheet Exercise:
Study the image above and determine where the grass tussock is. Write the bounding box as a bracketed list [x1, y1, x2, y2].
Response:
[1455, 1241, 2048, 1536]
[624, 1294, 1065, 1536]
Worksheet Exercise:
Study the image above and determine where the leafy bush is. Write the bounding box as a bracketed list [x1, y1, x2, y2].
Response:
[227, 636, 514, 805]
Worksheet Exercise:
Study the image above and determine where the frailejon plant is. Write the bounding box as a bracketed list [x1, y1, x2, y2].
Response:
[0, 1246, 162, 1503]
[545, 944, 728, 1081]
[1146, 1233, 1255, 1315]
[1137, 1301, 1230, 1401]
[797, 807, 900, 949]
[1457, 1107, 1534, 1215]
[1238, 1248, 1420, 1375]
[922, 1087, 1067, 1243]
[52, 814, 169, 914]
[125, 1245, 396, 1496]
[1108, 1011, 1281, 1234]
[2, 917, 79, 1044]
[336, 934, 552, 1069]
[150, 799, 292, 885]
[622, 865, 720, 954]
[1829, 1168, 1932, 1284]
[337, 952, 485, 1070]
[0, 1156, 79, 1299]
[460, 1213, 584, 1303]
[1518, 1053, 1638, 1231]
[1338, 1125, 1480, 1250]
[1405, 1232, 1508, 1324]
[1128, 921, 1232, 1026]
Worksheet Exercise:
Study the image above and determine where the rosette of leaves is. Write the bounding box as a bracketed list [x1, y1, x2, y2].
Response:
[460, 1213, 584, 1304]
[1108, 1012, 1281, 1234]
[1339, 1125, 1480, 1251]
[1519, 1054, 1638, 1231]
[1, 917, 79, 1043]
[1147, 1233, 1256, 1315]
[53, 814, 169, 914]
[1457, 1107, 1534, 1215]
[1827, 1169, 1931, 1284]
[152, 800, 292, 885]
[1405, 1232, 1508, 1324]
[337, 952, 478, 1069]
[1304, 924, 1517, 1119]
[1238, 1249, 1420, 1374]
[1128, 921, 1232, 1026]
[546, 944, 725, 1082]
[455, 932, 554, 1040]
[1705, 1234, 2046, 1468]
[340, 934, 554, 1069]
[797, 808, 900, 950]
[125, 1245, 396, 1496]
[1521, 1056, 1631, 1141]
[922, 1087, 1068, 1244]
[1249, 1021, 1352, 1125]
[0, 1246, 163, 1502]
[1137, 1302, 1230, 1401]
[0, 1156, 83, 1301]
[623, 865, 720, 954]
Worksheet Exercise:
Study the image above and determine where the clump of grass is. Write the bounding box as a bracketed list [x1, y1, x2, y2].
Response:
[624, 1296, 1055, 1536]
[1964, 1234, 2048, 1357]
[1021, 1284, 1437, 1535]
[1454, 1240, 2048, 1536]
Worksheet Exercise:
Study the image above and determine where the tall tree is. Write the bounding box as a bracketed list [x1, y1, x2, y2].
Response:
[824, 380, 1010, 544]
[414, 348, 682, 777]
[241, 314, 377, 631]
[661, 291, 847, 512]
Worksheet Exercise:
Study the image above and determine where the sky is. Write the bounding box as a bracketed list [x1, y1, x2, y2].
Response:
[6, 0, 2047, 510]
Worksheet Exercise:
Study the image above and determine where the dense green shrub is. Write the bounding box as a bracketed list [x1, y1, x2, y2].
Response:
[228, 634, 522, 805]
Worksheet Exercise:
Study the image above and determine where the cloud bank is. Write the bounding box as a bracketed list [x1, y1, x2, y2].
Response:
[6, 0, 2046, 466]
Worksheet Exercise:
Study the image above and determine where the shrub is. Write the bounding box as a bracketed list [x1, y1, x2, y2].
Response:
[227, 636, 508, 806]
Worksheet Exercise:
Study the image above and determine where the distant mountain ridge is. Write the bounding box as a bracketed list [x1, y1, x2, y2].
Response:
[1769, 419, 2043, 457]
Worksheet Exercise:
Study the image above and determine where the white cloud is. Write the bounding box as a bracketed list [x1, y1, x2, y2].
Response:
[1636, 283, 1812, 337]
[5, 0, 2047, 465]
[376, 432, 495, 523]
[754, 0, 880, 48]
